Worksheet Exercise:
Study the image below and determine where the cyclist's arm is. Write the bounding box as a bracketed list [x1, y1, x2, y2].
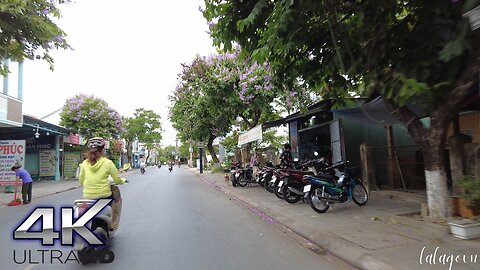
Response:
[79, 163, 85, 186]
[108, 161, 126, 185]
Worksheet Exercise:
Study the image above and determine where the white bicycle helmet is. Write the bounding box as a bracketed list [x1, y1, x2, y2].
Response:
[87, 137, 105, 149]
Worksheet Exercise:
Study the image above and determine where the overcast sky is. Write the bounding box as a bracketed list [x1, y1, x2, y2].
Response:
[22, 0, 215, 146]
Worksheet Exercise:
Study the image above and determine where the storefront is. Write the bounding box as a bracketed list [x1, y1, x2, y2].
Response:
[0, 115, 69, 182]
[62, 134, 84, 179]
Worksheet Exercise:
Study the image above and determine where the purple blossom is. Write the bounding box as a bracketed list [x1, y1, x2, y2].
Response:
[264, 84, 272, 91]
[254, 85, 261, 90]
[264, 75, 272, 81]
[290, 91, 297, 96]
[198, 6, 204, 13]
[41, 9, 50, 15]
[247, 94, 254, 100]
[225, 53, 236, 60]
[241, 82, 247, 91]
[52, 35, 64, 43]
[207, 21, 216, 29]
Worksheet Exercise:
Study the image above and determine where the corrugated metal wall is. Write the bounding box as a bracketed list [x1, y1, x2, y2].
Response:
[334, 115, 425, 186]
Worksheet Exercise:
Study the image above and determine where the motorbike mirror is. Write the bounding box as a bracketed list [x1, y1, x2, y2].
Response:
[294, 158, 299, 162]
[314, 151, 318, 156]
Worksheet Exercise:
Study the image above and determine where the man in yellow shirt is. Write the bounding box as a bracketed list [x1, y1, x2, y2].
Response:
[79, 137, 126, 199]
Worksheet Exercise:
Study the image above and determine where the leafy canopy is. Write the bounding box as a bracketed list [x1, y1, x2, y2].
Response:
[203, 0, 480, 109]
[60, 94, 124, 139]
[123, 108, 163, 146]
[0, 0, 71, 74]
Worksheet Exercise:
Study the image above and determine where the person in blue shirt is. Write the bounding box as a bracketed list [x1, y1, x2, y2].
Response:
[11, 165, 33, 204]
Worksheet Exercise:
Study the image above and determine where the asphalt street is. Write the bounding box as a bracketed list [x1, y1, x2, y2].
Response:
[0, 166, 355, 270]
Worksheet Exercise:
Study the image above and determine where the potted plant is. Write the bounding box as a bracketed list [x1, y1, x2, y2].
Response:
[448, 177, 480, 239]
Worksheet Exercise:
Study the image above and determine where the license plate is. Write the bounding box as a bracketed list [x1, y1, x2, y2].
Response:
[235, 173, 240, 177]
[303, 185, 311, 193]
[230, 170, 236, 173]
[278, 181, 284, 187]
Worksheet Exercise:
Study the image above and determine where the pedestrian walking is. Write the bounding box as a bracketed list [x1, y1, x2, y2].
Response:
[11, 165, 33, 204]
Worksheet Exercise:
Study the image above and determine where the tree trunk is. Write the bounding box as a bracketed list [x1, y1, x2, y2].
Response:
[207, 136, 219, 164]
[126, 140, 132, 165]
[385, 100, 451, 219]
[421, 124, 449, 219]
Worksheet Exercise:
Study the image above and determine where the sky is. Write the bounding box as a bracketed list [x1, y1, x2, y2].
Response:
[22, 0, 216, 146]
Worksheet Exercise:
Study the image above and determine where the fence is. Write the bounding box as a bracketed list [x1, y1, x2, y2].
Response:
[370, 145, 426, 190]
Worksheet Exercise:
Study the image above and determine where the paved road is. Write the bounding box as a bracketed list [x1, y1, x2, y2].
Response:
[0, 167, 355, 270]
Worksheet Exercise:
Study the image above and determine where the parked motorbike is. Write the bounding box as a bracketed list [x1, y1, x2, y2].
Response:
[169, 165, 173, 172]
[158, 164, 161, 169]
[281, 158, 332, 204]
[303, 160, 368, 213]
[230, 161, 243, 187]
[237, 162, 263, 187]
[73, 178, 128, 264]
[140, 166, 145, 174]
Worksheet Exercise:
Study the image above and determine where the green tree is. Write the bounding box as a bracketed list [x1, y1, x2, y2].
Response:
[60, 94, 123, 140]
[0, 0, 71, 74]
[170, 54, 239, 163]
[122, 108, 163, 164]
[159, 145, 176, 163]
[203, 0, 480, 219]
[170, 52, 286, 163]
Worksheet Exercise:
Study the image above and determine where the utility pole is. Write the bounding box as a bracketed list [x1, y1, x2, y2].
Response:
[175, 137, 179, 165]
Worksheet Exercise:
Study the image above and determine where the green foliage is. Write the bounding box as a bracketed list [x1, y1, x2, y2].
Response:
[459, 176, 480, 209]
[222, 130, 239, 153]
[158, 145, 176, 163]
[259, 130, 287, 149]
[123, 108, 162, 146]
[178, 143, 190, 159]
[0, 0, 71, 75]
[60, 94, 123, 139]
[203, 0, 480, 111]
[170, 50, 288, 160]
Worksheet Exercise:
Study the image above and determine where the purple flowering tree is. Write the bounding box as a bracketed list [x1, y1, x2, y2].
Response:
[60, 94, 124, 140]
[171, 50, 288, 164]
[0, 0, 72, 75]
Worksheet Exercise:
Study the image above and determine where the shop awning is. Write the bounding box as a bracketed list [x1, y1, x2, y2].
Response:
[331, 96, 425, 126]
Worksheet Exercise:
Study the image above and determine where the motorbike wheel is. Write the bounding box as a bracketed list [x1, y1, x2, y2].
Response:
[282, 183, 302, 204]
[264, 176, 274, 193]
[274, 179, 284, 200]
[309, 188, 330, 213]
[77, 248, 92, 265]
[231, 175, 237, 187]
[237, 175, 248, 187]
[352, 184, 369, 206]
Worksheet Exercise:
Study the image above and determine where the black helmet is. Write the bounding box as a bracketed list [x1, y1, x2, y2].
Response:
[87, 137, 105, 149]
[283, 143, 291, 150]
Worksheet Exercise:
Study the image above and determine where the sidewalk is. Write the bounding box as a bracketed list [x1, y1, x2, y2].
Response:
[187, 168, 480, 270]
[0, 169, 138, 206]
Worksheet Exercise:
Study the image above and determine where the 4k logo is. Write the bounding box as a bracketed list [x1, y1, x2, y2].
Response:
[13, 199, 112, 246]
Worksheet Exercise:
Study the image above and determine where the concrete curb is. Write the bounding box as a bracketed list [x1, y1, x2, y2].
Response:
[187, 169, 399, 270]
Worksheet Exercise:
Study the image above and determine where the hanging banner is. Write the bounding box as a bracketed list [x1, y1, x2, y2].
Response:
[64, 134, 80, 145]
[238, 125, 263, 146]
[0, 140, 26, 186]
[39, 150, 56, 178]
[64, 152, 81, 179]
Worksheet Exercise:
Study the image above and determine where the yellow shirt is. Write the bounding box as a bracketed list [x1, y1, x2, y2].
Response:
[79, 157, 125, 199]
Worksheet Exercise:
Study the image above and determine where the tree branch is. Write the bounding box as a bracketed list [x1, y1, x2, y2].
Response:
[383, 98, 425, 144]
